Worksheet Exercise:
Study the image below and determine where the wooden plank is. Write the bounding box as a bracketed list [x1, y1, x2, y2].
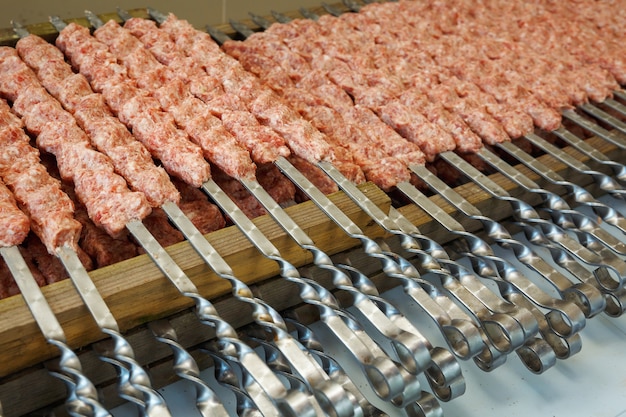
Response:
[0, 183, 390, 378]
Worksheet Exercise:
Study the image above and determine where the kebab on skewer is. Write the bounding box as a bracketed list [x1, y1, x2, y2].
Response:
[7, 20, 329, 417]
[74, 14, 434, 409]
[118, 10, 473, 398]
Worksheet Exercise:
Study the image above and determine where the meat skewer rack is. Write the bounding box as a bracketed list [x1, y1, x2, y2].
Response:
[0, 2, 626, 416]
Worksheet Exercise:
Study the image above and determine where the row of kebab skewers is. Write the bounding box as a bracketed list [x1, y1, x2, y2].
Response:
[0, 0, 626, 416]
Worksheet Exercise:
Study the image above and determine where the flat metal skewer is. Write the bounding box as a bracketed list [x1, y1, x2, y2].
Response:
[1, 246, 111, 417]
[201, 178, 417, 409]
[523, 132, 626, 199]
[551, 123, 626, 183]
[108, 10, 360, 415]
[496, 140, 626, 240]
[240, 177, 465, 402]
[273, 157, 491, 367]
[440, 151, 618, 312]
[565, 103, 626, 150]
[317, 163, 560, 373]
[0, 31, 171, 412]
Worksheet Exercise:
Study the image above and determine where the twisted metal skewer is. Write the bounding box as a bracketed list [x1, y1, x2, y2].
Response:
[200, 179, 413, 407]
[232, 7, 584, 363]
[1, 246, 111, 417]
[286, 317, 443, 417]
[147, 319, 229, 417]
[205, 347, 281, 417]
[158, 199, 355, 417]
[326, 261, 466, 400]
[57, 244, 172, 417]
[239, 179, 462, 400]
[523, 132, 626, 199]
[273, 158, 487, 363]
[395, 180, 586, 341]
[284, 317, 384, 417]
[476, 147, 626, 315]
[477, 147, 626, 256]
[440, 151, 617, 312]
[187, 21, 429, 398]
[125, 218, 316, 417]
[496, 140, 626, 239]
[318, 163, 539, 352]
[198, 20, 480, 376]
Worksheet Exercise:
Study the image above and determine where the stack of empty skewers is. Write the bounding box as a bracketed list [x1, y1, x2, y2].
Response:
[0, 0, 625, 416]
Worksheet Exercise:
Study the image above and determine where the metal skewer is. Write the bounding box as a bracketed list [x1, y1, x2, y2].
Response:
[285, 319, 384, 417]
[207, 18, 486, 366]
[50, 14, 316, 417]
[318, 165, 539, 352]
[125, 215, 319, 417]
[522, 132, 626, 199]
[204, 347, 283, 417]
[495, 140, 626, 239]
[387, 209, 560, 370]
[213, 19, 513, 372]
[147, 319, 230, 417]
[564, 104, 626, 150]
[342, 0, 363, 13]
[440, 151, 619, 309]
[160, 199, 355, 417]
[140, 12, 451, 409]
[14, 18, 228, 417]
[476, 147, 626, 257]
[200, 178, 417, 409]
[298, 7, 320, 21]
[317, 163, 560, 373]
[0, 246, 111, 417]
[320, 163, 552, 372]
[216, 10, 591, 369]
[129, 8, 426, 408]
[56, 243, 172, 417]
[394, 177, 585, 339]
[551, 123, 626, 183]
[472, 149, 624, 308]
[271, 11, 293, 25]
[235, 0, 543, 358]
[475, 147, 626, 314]
[272, 158, 499, 365]
[239, 177, 465, 400]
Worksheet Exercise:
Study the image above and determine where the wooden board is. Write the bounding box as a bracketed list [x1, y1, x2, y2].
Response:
[0, 182, 392, 378]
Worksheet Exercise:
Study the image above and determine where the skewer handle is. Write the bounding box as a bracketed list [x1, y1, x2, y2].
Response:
[56, 245, 119, 331]
[1, 246, 111, 417]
